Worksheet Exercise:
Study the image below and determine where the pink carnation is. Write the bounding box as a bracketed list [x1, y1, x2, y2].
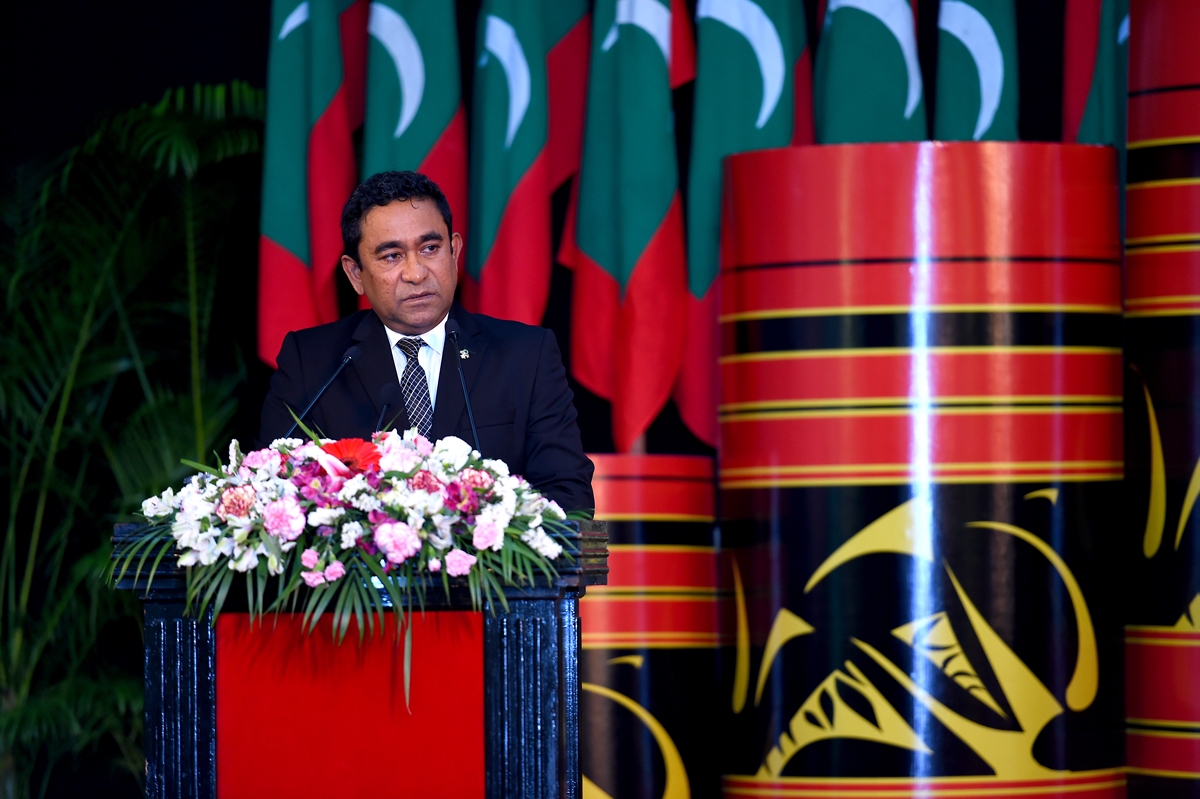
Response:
[324, 561, 346, 582]
[301, 548, 320, 569]
[262, 495, 306, 541]
[471, 518, 504, 552]
[214, 484, 256, 521]
[241, 448, 282, 476]
[374, 521, 421, 564]
[444, 549, 477, 577]
[301, 571, 327, 588]
[459, 468, 494, 491]
[427, 558, 441, 573]
[413, 435, 433, 456]
[408, 470, 444, 494]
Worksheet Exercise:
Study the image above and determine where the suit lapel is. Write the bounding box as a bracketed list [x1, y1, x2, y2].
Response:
[348, 311, 407, 433]
[432, 304, 488, 440]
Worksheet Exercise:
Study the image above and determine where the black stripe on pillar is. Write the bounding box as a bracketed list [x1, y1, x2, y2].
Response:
[726, 312, 1122, 355]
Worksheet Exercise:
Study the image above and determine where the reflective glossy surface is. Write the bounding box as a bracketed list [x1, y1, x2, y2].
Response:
[719, 143, 1125, 795]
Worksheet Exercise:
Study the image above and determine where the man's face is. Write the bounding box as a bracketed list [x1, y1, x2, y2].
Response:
[340, 198, 461, 335]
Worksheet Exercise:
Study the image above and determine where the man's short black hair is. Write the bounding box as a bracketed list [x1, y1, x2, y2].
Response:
[341, 170, 453, 262]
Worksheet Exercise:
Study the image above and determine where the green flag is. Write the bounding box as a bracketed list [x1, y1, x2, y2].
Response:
[259, 0, 366, 366]
[562, 0, 695, 451]
[466, 0, 589, 324]
[1075, 0, 1129, 148]
[362, 0, 467, 230]
[934, 0, 1018, 140]
[814, 0, 926, 143]
[681, 0, 811, 445]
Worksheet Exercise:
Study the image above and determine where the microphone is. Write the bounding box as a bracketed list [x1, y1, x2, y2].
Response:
[446, 320, 480, 454]
[375, 383, 401, 433]
[283, 344, 363, 438]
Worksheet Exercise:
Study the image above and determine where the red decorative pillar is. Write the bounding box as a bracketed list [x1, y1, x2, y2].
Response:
[718, 143, 1125, 798]
[579, 454, 723, 798]
[1125, 1, 1200, 793]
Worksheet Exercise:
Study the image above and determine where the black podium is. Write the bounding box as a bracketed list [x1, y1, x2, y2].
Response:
[112, 521, 607, 799]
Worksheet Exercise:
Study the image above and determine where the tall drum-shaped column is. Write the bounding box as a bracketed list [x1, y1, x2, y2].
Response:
[579, 455, 723, 798]
[718, 143, 1125, 798]
[1125, 1, 1200, 794]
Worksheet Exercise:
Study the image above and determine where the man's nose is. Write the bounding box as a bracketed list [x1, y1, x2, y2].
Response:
[400, 253, 427, 282]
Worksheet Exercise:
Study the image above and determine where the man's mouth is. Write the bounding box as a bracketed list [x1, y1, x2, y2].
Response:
[404, 292, 434, 302]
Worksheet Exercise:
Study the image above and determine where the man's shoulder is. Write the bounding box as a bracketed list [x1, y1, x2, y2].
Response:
[460, 307, 548, 345]
[289, 309, 376, 348]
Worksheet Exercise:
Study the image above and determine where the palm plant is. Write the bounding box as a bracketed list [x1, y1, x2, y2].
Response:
[0, 82, 264, 797]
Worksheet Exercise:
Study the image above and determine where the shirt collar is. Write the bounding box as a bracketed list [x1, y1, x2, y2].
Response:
[384, 313, 447, 357]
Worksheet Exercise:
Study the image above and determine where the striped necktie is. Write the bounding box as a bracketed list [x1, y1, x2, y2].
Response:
[395, 336, 433, 438]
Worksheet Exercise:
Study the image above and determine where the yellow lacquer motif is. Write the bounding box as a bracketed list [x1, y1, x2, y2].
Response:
[749, 495, 1099, 778]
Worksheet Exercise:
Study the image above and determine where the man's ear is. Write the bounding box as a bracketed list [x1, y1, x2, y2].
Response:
[340, 255, 365, 295]
[450, 232, 463, 267]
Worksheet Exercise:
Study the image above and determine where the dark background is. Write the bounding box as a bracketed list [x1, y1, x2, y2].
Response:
[0, 0, 1067, 457]
[0, 1, 1069, 795]
[0, 0, 1065, 172]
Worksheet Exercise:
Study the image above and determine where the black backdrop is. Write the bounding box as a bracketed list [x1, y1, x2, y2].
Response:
[0, 0, 1066, 455]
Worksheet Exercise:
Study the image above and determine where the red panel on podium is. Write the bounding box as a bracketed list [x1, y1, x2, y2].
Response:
[216, 612, 483, 798]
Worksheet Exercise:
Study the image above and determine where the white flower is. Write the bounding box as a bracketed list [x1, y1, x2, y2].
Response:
[428, 514, 454, 550]
[230, 545, 260, 572]
[336, 474, 369, 500]
[307, 506, 346, 527]
[545, 500, 566, 520]
[349, 493, 382, 512]
[482, 458, 509, 478]
[141, 488, 176, 518]
[270, 437, 303, 452]
[477, 504, 512, 535]
[433, 436, 473, 471]
[520, 527, 563, 560]
[226, 440, 243, 474]
[339, 521, 364, 550]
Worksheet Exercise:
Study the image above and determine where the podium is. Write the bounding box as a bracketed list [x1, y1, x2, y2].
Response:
[113, 521, 607, 798]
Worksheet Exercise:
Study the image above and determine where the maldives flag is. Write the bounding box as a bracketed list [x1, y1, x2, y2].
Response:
[682, 0, 812, 448]
[560, 0, 696, 452]
[934, 0, 1018, 140]
[1063, 0, 1129, 147]
[360, 0, 467, 308]
[814, 0, 925, 142]
[464, 0, 591, 324]
[258, 0, 368, 366]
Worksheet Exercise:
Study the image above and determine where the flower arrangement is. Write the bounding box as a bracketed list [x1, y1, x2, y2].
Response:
[114, 429, 575, 647]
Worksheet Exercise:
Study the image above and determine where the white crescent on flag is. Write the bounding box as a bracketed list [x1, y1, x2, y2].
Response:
[938, 0, 1003, 140]
[827, 0, 923, 119]
[368, 2, 426, 139]
[696, 0, 785, 129]
[278, 1, 309, 39]
[481, 14, 531, 149]
[601, 0, 673, 66]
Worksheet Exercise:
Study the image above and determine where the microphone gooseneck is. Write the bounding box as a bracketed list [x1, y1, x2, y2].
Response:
[283, 343, 363, 439]
[376, 383, 401, 433]
[446, 321, 481, 455]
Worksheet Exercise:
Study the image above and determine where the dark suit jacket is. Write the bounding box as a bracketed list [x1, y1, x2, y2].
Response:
[258, 304, 595, 512]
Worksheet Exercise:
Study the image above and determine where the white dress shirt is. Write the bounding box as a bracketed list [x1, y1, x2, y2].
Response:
[384, 313, 446, 408]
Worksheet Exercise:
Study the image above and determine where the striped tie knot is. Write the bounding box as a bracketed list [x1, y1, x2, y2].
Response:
[397, 336, 425, 359]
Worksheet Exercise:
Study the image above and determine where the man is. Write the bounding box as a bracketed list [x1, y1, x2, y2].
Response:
[259, 171, 594, 512]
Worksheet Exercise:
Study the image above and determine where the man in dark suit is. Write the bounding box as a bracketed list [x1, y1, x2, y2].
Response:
[259, 171, 594, 512]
